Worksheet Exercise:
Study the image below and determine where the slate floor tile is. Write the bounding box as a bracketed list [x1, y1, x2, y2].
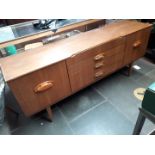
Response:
[92, 72, 142, 123]
[0, 121, 11, 135]
[5, 107, 43, 133]
[12, 107, 73, 135]
[70, 101, 133, 135]
[147, 69, 155, 80]
[131, 69, 155, 88]
[134, 58, 155, 74]
[128, 69, 145, 81]
[57, 87, 105, 122]
[121, 58, 155, 82]
[141, 119, 155, 135]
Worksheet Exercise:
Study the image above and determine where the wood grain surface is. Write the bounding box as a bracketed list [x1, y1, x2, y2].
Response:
[0, 20, 152, 82]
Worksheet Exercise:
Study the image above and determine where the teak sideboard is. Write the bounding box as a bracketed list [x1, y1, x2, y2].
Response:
[0, 20, 152, 121]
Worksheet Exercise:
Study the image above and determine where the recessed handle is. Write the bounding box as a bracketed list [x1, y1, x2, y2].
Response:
[95, 62, 104, 68]
[34, 81, 53, 93]
[133, 40, 141, 48]
[94, 54, 104, 61]
[95, 71, 103, 78]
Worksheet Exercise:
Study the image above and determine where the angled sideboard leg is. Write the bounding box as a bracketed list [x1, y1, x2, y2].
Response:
[45, 106, 53, 122]
[127, 63, 133, 76]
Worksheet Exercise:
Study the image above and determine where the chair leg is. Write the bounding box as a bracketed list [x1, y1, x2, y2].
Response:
[133, 111, 146, 135]
[45, 106, 53, 122]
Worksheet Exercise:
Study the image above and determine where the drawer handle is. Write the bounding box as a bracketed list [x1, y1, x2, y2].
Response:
[34, 81, 53, 93]
[94, 54, 104, 60]
[133, 40, 141, 48]
[95, 71, 103, 78]
[95, 62, 104, 68]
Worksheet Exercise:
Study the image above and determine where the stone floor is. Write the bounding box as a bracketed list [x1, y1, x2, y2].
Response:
[0, 57, 155, 135]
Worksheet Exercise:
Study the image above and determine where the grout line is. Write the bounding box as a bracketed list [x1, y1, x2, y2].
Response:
[69, 100, 107, 124]
[144, 69, 155, 77]
[56, 106, 75, 135]
[128, 71, 153, 88]
[92, 86, 109, 101]
[10, 126, 20, 134]
[10, 113, 46, 134]
[108, 99, 135, 125]
[92, 84, 136, 125]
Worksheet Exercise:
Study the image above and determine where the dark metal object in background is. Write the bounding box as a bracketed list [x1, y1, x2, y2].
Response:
[0, 70, 5, 126]
[133, 108, 155, 135]
[141, 19, 155, 62]
[33, 19, 56, 30]
[33, 19, 59, 33]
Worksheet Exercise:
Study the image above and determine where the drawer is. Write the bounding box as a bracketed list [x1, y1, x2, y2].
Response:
[94, 60, 123, 79]
[67, 36, 125, 65]
[67, 43, 125, 92]
[123, 28, 152, 65]
[8, 61, 71, 116]
[94, 49, 124, 79]
[94, 44, 125, 66]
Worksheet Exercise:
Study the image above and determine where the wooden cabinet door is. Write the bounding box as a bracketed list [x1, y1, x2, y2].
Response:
[67, 38, 125, 92]
[8, 61, 71, 116]
[123, 28, 152, 65]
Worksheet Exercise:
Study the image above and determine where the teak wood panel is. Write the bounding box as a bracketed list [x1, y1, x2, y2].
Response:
[8, 61, 71, 116]
[67, 37, 125, 65]
[123, 27, 152, 65]
[0, 21, 152, 118]
[67, 42, 125, 92]
[0, 20, 151, 82]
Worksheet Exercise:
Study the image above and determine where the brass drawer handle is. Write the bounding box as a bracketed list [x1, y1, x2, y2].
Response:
[133, 40, 141, 48]
[94, 54, 104, 61]
[95, 62, 104, 68]
[95, 71, 103, 78]
[34, 81, 53, 93]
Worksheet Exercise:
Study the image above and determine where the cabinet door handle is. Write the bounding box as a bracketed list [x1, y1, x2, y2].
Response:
[133, 40, 141, 48]
[94, 54, 104, 60]
[34, 81, 53, 93]
[95, 71, 103, 78]
[95, 62, 104, 68]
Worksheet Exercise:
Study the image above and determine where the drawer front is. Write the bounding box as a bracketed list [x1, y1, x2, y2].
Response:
[94, 45, 125, 79]
[8, 61, 71, 116]
[123, 28, 152, 65]
[94, 59, 123, 79]
[67, 43, 125, 92]
[67, 37, 125, 65]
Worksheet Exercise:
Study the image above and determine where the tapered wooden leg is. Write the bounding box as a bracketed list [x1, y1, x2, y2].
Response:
[127, 63, 133, 76]
[46, 106, 53, 122]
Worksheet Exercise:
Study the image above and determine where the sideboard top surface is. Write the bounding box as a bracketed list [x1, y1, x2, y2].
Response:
[0, 20, 152, 82]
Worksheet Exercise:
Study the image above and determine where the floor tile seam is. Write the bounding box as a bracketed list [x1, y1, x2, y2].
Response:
[69, 100, 107, 124]
[107, 99, 136, 125]
[91, 86, 109, 101]
[56, 105, 75, 134]
[9, 114, 43, 134]
[129, 74, 153, 87]
[93, 84, 136, 123]
[137, 69, 155, 81]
